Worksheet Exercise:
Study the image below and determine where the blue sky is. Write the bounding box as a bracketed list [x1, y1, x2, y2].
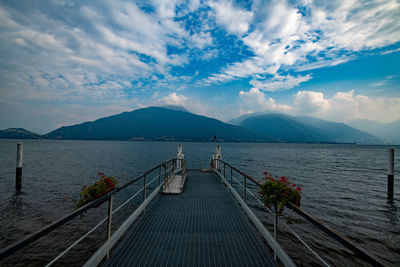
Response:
[0, 0, 399, 134]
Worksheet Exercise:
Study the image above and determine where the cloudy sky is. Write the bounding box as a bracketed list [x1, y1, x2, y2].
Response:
[0, 0, 399, 134]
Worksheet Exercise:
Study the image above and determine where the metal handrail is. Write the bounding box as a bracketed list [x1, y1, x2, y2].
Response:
[229, 173, 329, 266]
[45, 168, 173, 266]
[0, 157, 177, 262]
[215, 159, 384, 267]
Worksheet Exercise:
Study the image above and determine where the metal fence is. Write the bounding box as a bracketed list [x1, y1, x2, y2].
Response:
[211, 158, 384, 267]
[0, 157, 186, 266]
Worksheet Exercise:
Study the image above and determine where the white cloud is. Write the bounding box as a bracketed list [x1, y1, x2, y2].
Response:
[380, 47, 400, 55]
[0, 0, 197, 104]
[210, 0, 253, 35]
[250, 74, 312, 92]
[293, 90, 400, 123]
[203, 0, 400, 87]
[293, 91, 330, 114]
[160, 92, 189, 106]
[238, 88, 291, 115]
[190, 31, 213, 49]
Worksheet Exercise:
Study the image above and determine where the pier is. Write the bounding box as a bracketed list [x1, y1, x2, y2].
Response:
[0, 145, 385, 266]
[104, 170, 276, 266]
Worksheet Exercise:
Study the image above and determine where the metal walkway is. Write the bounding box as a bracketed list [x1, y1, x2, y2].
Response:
[104, 170, 276, 266]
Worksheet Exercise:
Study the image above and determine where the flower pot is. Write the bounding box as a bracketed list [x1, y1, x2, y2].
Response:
[93, 186, 115, 207]
[293, 195, 301, 207]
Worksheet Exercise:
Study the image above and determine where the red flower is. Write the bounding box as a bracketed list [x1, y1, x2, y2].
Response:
[296, 186, 302, 191]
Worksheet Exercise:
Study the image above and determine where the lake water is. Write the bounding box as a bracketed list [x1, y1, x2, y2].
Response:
[0, 140, 399, 266]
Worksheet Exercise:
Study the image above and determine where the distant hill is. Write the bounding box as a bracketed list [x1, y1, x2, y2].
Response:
[0, 128, 42, 139]
[236, 113, 381, 144]
[348, 119, 400, 144]
[228, 112, 267, 125]
[46, 107, 265, 142]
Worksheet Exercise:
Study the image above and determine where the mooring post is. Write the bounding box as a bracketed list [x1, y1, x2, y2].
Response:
[388, 148, 394, 199]
[16, 143, 23, 191]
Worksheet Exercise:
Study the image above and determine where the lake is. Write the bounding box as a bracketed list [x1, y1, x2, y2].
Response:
[0, 140, 399, 266]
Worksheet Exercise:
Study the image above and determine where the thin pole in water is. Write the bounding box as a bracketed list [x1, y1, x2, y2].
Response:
[16, 143, 23, 191]
[388, 148, 394, 199]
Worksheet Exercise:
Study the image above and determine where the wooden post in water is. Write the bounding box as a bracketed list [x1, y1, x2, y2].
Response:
[388, 148, 394, 199]
[15, 143, 23, 191]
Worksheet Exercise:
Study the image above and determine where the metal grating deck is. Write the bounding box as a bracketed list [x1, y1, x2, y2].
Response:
[104, 170, 276, 266]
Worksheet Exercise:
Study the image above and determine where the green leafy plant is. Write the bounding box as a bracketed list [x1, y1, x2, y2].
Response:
[75, 172, 117, 209]
[258, 172, 301, 215]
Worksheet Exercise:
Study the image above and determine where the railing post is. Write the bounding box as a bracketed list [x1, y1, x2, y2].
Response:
[230, 167, 233, 185]
[274, 202, 278, 260]
[158, 166, 161, 185]
[224, 162, 226, 179]
[164, 164, 168, 186]
[244, 176, 247, 202]
[106, 194, 113, 259]
[143, 174, 147, 202]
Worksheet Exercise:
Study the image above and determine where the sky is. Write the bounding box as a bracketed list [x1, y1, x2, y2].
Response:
[0, 0, 400, 134]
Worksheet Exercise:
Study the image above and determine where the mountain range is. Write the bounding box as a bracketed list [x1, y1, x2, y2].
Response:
[0, 128, 42, 139]
[0, 107, 385, 144]
[233, 113, 380, 144]
[348, 119, 400, 144]
[45, 107, 265, 142]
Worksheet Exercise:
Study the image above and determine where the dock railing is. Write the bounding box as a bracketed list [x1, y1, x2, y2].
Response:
[0, 157, 186, 266]
[211, 158, 384, 267]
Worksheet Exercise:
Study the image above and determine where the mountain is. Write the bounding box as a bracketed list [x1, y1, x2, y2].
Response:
[0, 128, 42, 139]
[348, 119, 400, 144]
[160, 105, 188, 112]
[228, 112, 267, 125]
[237, 113, 381, 144]
[46, 107, 265, 142]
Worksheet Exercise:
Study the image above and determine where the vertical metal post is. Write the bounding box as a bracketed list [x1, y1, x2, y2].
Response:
[388, 148, 394, 199]
[164, 164, 168, 186]
[16, 143, 23, 191]
[106, 194, 113, 259]
[243, 176, 247, 202]
[230, 168, 233, 185]
[143, 174, 147, 202]
[224, 162, 226, 179]
[274, 202, 278, 261]
[158, 166, 161, 185]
